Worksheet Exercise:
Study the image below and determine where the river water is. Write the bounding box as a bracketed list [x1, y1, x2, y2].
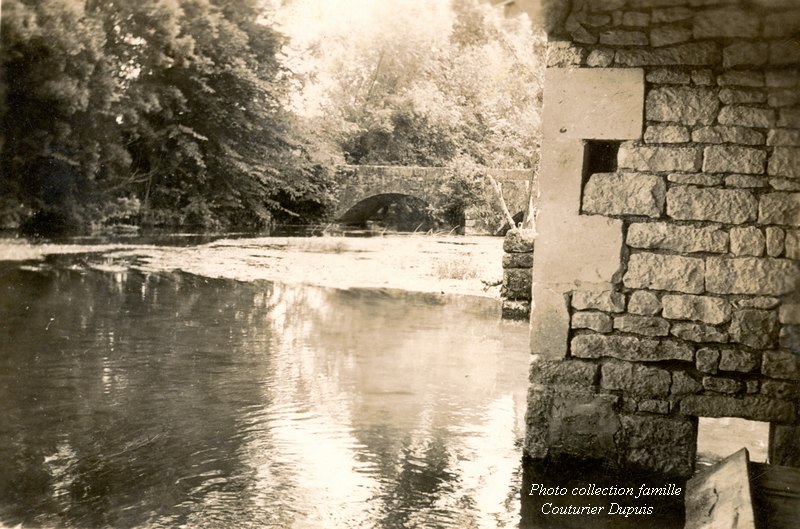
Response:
[0, 255, 530, 528]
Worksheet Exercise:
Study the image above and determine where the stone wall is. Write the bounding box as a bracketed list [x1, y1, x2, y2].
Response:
[527, 0, 800, 477]
[502, 228, 535, 319]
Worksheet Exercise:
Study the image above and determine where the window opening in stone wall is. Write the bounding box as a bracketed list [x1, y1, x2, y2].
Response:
[697, 417, 769, 468]
[580, 141, 620, 212]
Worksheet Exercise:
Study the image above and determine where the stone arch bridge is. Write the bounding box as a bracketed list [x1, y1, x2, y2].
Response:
[332, 165, 533, 229]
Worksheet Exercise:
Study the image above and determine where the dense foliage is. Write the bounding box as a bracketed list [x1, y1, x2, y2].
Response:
[1, 0, 333, 235]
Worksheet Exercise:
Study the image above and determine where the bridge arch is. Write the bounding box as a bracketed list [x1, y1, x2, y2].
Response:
[338, 193, 435, 232]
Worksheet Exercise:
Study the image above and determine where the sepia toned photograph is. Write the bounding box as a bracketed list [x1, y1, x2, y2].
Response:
[1, 0, 799, 528]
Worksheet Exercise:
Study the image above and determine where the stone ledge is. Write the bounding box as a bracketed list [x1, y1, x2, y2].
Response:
[679, 394, 796, 423]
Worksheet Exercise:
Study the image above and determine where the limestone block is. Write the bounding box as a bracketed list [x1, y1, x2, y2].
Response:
[672, 371, 703, 395]
[718, 106, 776, 128]
[733, 297, 780, 310]
[638, 400, 670, 414]
[771, 178, 800, 191]
[644, 124, 690, 143]
[668, 173, 723, 186]
[719, 349, 760, 373]
[718, 89, 767, 105]
[717, 71, 765, 88]
[530, 284, 570, 358]
[503, 253, 533, 269]
[730, 226, 765, 256]
[503, 268, 532, 300]
[571, 311, 613, 333]
[501, 300, 530, 320]
[645, 87, 718, 126]
[747, 380, 760, 394]
[601, 361, 671, 397]
[627, 222, 728, 253]
[758, 192, 800, 225]
[530, 359, 599, 388]
[600, 30, 648, 46]
[692, 8, 760, 39]
[768, 88, 800, 108]
[770, 41, 800, 65]
[766, 226, 786, 256]
[503, 228, 536, 253]
[628, 290, 662, 316]
[618, 145, 701, 173]
[697, 347, 720, 374]
[680, 395, 796, 423]
[723, 42, 769, 69]
[586, 48, 614, 67]
[622, 11, 650, 26]
[763, 350, 800, 380]
[692, 125, 764, 145]
[571, 334, 693, 362]
[703, 376, 744, 394]
[779, 108, 800, 128]
[624, 252, 704, 293]
[764, 9, 800, 38]
[768, 129, 800, 146]
[779, 303, 800, 324]
[546, 41, 585, 67]
[761, 380, 800, 400]
[662, 294, 731, 324]
[571, 289, 625, 312]
[706, 256, 800, 296]
[768, 147, 800, 178]
[651, 26, 692, 48]
[646, 69, 690, 84]
[617, 414, 696, 478]
[582, 172, 665, 217]
[780, 325, 800, 351]
[729, 309, 779, 349]
[703, 145, 766, 175]
[725, 175, 768, 188]
[671, 322, 728, 343]
[652, 7, 692, 23]
[784, 230, 800, 259]
[667, 186, 757, 224]
[691, 69, 715, 86]
[766, 70, 798, 87]
[613, 315, 670, 336]
[615, 42, 720, 67]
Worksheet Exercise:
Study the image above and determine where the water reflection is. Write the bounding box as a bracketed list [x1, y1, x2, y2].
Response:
[0, 265, 530, 528]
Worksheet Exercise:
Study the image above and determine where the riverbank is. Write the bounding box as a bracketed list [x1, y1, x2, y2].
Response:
[0, 234, 505, 298]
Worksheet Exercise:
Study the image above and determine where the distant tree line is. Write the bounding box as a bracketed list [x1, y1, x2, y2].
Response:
[0, 0, 544, 236]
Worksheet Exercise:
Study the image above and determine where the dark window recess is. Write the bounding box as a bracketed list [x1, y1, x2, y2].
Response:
[584, 140, 620, 177]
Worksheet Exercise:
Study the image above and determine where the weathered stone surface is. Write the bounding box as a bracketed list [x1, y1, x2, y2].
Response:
[668, 173, 723, 186]
[723, 42, 769, 69]
[601, 361, 671, 397]
[725, 174, 768, 188]
[784, 229, 800, 259]
[759, 192, 800, 225]
[582, 172, 665, 217]
[644, 124, 690, 144]
[697, 347, 720, 374]
[638, 399, 670, 414]
[571, 311, 613, 333]
[671, 371, 703, 395]
[667, 186, 757, 224]
[530, 359, 599, 388]
[628, 290, 662, 316]
[614, 315, 671, 336]
[761, 380, 800, 400]
[646, 87, 718, 125]
[586, 48, 614, 67]
[769, 88, 800, 108]
[718, 106, 776, 128]
[501, 299, 530, 320]
[747, 380, 759, 394]
[503, 252, 533, 269]
[626, 222, 728, 253]
[691, 69, 715, 86]
[652, 6, 692, 23]
[766, 226, 786, 257]
[781, 325, 800, 351]
[771, 40, 800, 65]
[703, 145, 766, 175]
[617, 414, 696, 478]
[718, 88, 767, 105]
[729, 309, 779, 349]
[547, 41, 585, 67]
[646, 69, 690, 84]
[717, 71, 765, 87]
[719, 349, 760, 373]
[624, 252, 705, 293]
[766, 70, 799, 87]
[600, 30, 648, 46]
[768, 147, 800, 179]
[618, 145, 701, 172]
[651, 26, 692, 47]
[571, 290, 625, 313]
[693, 8, 759, 39]
[622, 11, 650, 26]
[771, 178, 800, 191]
[503, 228, 536, 253]
[680, 394, 796, 422]
[733, 297, 780, 310]
[780, 303, 800, 325]
[692, 126, 764, 145]
[616, 42, 720, 67]
[768, 129, 800, 146]
[763, 350, 800, 380]
[779, 108, 800, 128]
[730, 226, 765, 256]
[662, 294, 731, 324]
[503, 269, 532, 300]
[706, 257, 800, 295]
[572, 334, 693, 362]
[703, 376, 743, 394]
[671, 322, 728, 343]
[764, 9, 800, 38]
